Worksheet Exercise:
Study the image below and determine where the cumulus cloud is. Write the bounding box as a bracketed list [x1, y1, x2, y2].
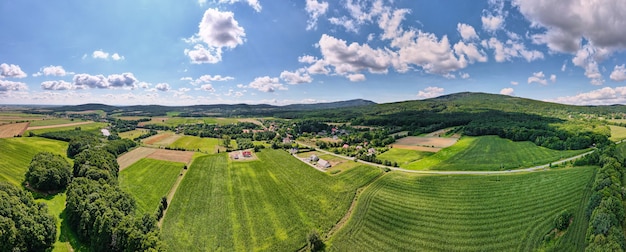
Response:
[225, 89, 244, 97]
[457, 23, 479, 41]
[485, 37, 544, 62]
[511, 81, 519, 85]
[155, 83, 170, 92]
[347, 73, 366, 82]
[41, 80, 73, 90]
[298, 55, 318, 64]
[71, 73, 139, 89]
[379, 8, 410, 40]
[187, 74, 235, 85]
[551, 86, 626, 105]
[317, 34, 391, 75]
[460, 72, 470, 79]
[218, 0, 261, 12]
[527, 71, 547, 85]
[107, 73, 138, 88]
[0, 63, 27, 78]
[610, 65, 626, 82]
[0, 80, 28, 92]
[280, 69, 313, 84]
[572, 44, 605, 85]
[247, 76, 286, 92]
[395, 32, 467, 74]
[185, 8, 246, 64]
[92, 50, 124, 61]
[550, 74, 556, 83]
[305, 0, 328, 30]
[73, 74, 108, 89]
[199, 84, 215, 92]
[453, 41, 488, 63]
[33, 65, 72, 77]
[500, 87, 514, 95]
[417, 86, 444, 99]
[481, 15, 504, 32]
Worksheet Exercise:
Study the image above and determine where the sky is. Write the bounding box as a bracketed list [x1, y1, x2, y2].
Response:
[2, 0, 626, 106]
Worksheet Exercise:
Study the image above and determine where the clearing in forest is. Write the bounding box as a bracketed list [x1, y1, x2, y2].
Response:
[330, 167, 595, 251]
[0, 137, 69, 185]
[162, 149, 382, 251]
[0, 122, 29, 138]
[609, 125, 626, 142]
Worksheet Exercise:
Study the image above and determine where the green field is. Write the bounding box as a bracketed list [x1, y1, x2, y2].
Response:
[330, 167, 595, 251]
[162, 150, 382, 251]
[118, 129, 151, 139]
[26, 122, 108, 135]
[168, 135, 225, 153]
[0, 137, 69, 185]
[405, 136, 588, 171]
[142, 117, 239, 127]
[119, 158, 184, 214]
[377, 148, 434, 166]
[609, 125, 626, 142]
[27, 119, 85, 127]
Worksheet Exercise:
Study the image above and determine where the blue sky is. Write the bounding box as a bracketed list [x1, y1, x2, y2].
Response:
[2, 0, 626, 106]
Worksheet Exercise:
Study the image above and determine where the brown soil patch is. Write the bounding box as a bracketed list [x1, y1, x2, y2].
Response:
[118, 147, 157, 170]
[143, 132, 180, 145]
[26, 121, 94, 130]
[393, 136, 458, 148]
[147, 149, 194, 164]
[317, 137, 343, 143]
[0, 122, 29, 138]
[391, 144, 441, 152]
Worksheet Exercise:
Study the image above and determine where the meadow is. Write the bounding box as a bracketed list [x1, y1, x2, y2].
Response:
[377, 148, 434, 166]
[330, 167, 595, 251]
[168, 135, 221, 153]
[25, 122, 108, 135]
[609, 125, 626, 142]
[119, 158, 184, 214]
[139, 117, 239, 127]
[162, 150, 382, 251]
[27, 119, 84, 127]
[118, 129, 151, 139]
[0, 137, 69, 185]
[405, 136, 588, 171]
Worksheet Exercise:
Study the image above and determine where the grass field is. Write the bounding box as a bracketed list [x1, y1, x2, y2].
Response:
[405, 136, 588, 171]
[0, 137, 69, 185]
[119, 158, 185, 214]
[118, 129, 151, 139]
[330, 167, 595, 251]
[609, 125, 626, 142]
[139, 117, 239, 127]
[162, 150, 382, 251]
[377, 148, 434, 166]
[25, 122, 107, 135]
[27, 119, 84, 127]
[168, 135, 237, 153]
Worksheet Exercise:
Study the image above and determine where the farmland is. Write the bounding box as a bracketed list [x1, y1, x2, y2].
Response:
[118, 129, 151, 139]
[162, 149, 382, 251]
[404, 136, 588, 171]
[609, 125, 626, 142]
[27, 119, 85, 127]
[168, 135, 221, 153]
[0, 137, 69, 185]
[119, 158, 184, 214]
[377, 148, 434, 166]
[138, 117, 239, 127]
[25, 122, 107, 135]
[0, 122, 29, 138]
[330, 167, 595, 251]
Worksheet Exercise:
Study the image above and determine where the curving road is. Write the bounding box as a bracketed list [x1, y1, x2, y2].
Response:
[296, 141, 594, 175]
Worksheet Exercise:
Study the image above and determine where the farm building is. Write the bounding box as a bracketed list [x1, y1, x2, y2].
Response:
[317, 159, 331, 168]
[101, 129, 111, 136]
[242, 151, 252, 158]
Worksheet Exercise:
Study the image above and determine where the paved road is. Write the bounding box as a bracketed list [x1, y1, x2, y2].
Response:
[296, 141, 594, 175]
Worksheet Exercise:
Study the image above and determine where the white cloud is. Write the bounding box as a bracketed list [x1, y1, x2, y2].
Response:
[111, 53, 124, 61]
[155, 83, 170, 92]
[0, 80, 28, 92]
[460, 72, 470, 79]
[225, 89, 244, 97]
[481, 15, 504, 32]
[511, 81, 519, 85]
[317, 34, 391, 75]
[610, 65, 626, 82]
[71, 73, 139, 89]
[247, 76, 286, 92]
[218, 0, 261, 12]
[572, 44, 604, 85]
[500, 87, 514, 95]
[395, 32, 467, 74]
[107, 73, 138, 88]
[305, 0, 328, 30]
[551, 86, 626, 105]
[527, 71, 547, 85]
[417, 86, 444, 99]
[73, 74, 108, 89]
[550, 74, 556, 83]
[33, 65, 72, 77]
[485, 37, 543, 62]
[561, 62, 567, 72]
[280, 69, 313, 84]
[379, 8, 410, 41]
[457, 23, 479, 41]
[185, 8, 245, 64]
[443, 73, 455, 79]
[0, 63, 27, 78]
[41, 80, 73, 90]
[91, 50, 124, 61]
[199, 84, 215, 92]
[347, 73, 366, 82]
[188, 74, 235, 85]
[328, 16, 358, 33]
[453, 41, 488, 63]
[298, 55, 317, 64]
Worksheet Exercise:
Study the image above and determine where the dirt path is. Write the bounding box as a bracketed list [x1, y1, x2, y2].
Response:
[158, 157, 195, 227]
[26, 121, 93, 130]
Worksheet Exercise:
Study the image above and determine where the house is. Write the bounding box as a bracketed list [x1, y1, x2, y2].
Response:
[283, 137, 292, 144]
[356, 145, 363, 150]
[342, 144, 350, 149]
[242, 151, 252, 158]
[368, 148, 376, 155]
[317, 159, 331, 168]
[101, 129, 110, 137]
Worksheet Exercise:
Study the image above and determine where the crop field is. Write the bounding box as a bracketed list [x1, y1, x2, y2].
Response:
[142, 131, 181, 145]
[394, 136, 459, 147]
[609, 125, 626, 142]
[0, 122, 29, 138]
[168, 135, 220, 153]
[147, 149, 194, 164]
[118, 129, 151, 139]
[27, 119, 84, 127]
[119, 158, 184, 214]
[0, 137, 69, 185]
[117, 147, 158, 170]
[377, 148, 434, 166]
[0, 112, 45, 124]
[162, 150, 382, 251]
[405, 136, 588, 171]
[138, 117, 239, 127]
[25, 122, 107, 135]
[330, 167, 595, 251]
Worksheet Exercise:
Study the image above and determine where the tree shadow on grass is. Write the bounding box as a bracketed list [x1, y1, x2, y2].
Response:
[58, 209, 91, 252]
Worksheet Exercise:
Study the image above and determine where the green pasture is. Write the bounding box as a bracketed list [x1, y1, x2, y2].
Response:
[118, 129, 151, 139]
[28, 119, 84, 127]
[377, 148, 433, 166]
[162, 149, 382, 251]
[405, 136, 588, 171]
[0, 137, 69, 185]
[330, 167, 595, 251]
[169, 135, 221, 153]
[609, 125, 626, 142]
[119, 158, 184, 214]
[142, 117, 239, 127]
[26, 122, 107, 135]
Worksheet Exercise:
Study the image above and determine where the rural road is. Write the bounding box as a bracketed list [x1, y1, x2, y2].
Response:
[295, 141, 595, 175]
